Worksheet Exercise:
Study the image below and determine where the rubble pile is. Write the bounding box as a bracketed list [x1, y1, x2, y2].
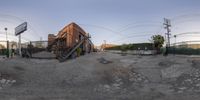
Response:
[0, 73, 16, 90]
[96, 67, 149, 93]
[171, 69, 200, 93]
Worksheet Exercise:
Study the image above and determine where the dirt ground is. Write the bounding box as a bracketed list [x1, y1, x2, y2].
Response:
[1, 52, 200, 100]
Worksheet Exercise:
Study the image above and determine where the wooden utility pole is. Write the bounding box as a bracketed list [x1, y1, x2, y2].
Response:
[163, 18, 171, 55]
[163, 18, 171, 47]
[104, 40, 106, 50]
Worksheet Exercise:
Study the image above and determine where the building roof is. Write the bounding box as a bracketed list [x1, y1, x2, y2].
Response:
[57, 22, 88, 38]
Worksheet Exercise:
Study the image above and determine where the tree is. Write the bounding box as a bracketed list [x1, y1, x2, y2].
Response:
[151, 35, 164, 54]
[0, 44, 6, 49]
[121, 44, 127, 52]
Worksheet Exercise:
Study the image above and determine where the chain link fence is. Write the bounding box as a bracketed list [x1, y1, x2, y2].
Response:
[0, 41, 7, 56]
[21, 41, 56, 59]
[0, 41, 18, 57]
[168, 47, 200, 55]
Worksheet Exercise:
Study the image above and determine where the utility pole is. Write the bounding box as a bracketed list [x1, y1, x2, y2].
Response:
[163, 18, 171, 55]
[103, 40, 106, 51]
[19, 34, 21, 56]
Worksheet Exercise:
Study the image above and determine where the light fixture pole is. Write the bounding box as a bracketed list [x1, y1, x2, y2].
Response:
[4, 27, 9, 58]
[4, 27, 8, 41]
[104, 40, 106, 51]
[174, 35, 177, 55]
[174, 35, 177, 47]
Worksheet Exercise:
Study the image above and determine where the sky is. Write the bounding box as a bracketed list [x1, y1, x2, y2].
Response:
[0, 0, 200, 45]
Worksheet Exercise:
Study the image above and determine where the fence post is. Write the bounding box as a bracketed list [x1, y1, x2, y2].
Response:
[30, 41, 32, 57]
[173, 46, 176, 55]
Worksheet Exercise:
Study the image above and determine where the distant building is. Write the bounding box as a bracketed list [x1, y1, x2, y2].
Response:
[100, 44, 117, 51]
[188, 44, 200, 49]
[177, 44, 200, 49]
[174, 41, 200, 49]
[48, 22, 94, 57]
[48, 34, 56, 46]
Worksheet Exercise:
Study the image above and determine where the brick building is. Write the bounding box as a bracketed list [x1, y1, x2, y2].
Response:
[48, 22, 94, 58]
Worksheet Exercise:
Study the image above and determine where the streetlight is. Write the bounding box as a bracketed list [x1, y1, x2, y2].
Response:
[173, 35, 177, 55]
[4, 27, 8, 41]
[174, 35, 177, 47]
[4, 27, 9, 58]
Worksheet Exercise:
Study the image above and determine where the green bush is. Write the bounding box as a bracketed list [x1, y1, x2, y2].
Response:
[0, 49, 7, 55]
[162, 47, 200, 55]
[76, 48, 82, 56]
[105, 43, 153, 51]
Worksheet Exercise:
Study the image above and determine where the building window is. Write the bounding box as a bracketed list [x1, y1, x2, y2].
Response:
[79, 32, 84, 41]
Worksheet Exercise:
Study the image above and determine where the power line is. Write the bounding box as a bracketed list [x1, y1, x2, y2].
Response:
[110, 33, 155, 43]
[79, 23, 164, 44]
[118, 23, 162, 32]
[78, 23, 124, 36]
[174, 32, 200, 36]
[0, 32, 30, 42]
[171, 13, 200, 22]
[0, 14, 42, 39]
[118, 21, 162, 32]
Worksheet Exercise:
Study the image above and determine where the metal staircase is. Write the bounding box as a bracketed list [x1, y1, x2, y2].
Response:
[59, 37, 89, 62]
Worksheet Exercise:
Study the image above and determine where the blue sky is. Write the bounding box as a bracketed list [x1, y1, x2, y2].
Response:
[0, 0, 200, 45]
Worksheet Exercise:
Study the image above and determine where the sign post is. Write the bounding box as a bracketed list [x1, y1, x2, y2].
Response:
[15, 22, 27, 57]
[19, 34, 21, 56]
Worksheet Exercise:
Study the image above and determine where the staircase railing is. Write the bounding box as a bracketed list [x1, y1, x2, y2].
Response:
[59, 37, 89, 62]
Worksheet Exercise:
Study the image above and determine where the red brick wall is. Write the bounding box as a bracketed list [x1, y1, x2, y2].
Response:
[51, 22, 93, 52]
[48, 34, 56, 46]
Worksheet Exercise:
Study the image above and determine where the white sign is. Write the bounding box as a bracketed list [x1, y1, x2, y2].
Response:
[15, 22, 27, 36]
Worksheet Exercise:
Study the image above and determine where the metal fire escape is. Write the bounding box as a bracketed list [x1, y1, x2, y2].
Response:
[47, 33, 90, 62]
[58, 36, 89, 62]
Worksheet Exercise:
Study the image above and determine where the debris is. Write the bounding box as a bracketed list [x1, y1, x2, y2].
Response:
[192, 60, 200, 69]
[113, 83, 120, 87]
[98, 67, 149, 93]
[104, 84, 110, 89]
[170, 69, 200, 92]
[97, 57, 112, 64]
[0, 73, 16, 90]
[179, 87, 187, 90]
[161, 64, 190, 79]
[11, 80, 16, 83]
[0, 79, 6, 84]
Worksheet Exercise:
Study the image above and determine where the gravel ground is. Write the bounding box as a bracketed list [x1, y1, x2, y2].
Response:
[0, 52, 200, 100]
[32, 51, 56, 58]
